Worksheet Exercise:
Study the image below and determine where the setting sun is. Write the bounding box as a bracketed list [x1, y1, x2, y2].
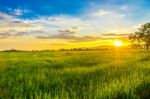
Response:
[114, 41, 123, 47]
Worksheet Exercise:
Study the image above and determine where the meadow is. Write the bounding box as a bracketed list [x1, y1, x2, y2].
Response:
[0, 48, 150, 99]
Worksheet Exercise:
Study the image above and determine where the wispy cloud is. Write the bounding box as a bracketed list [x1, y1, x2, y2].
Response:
[101, 33, 129, 39]
[0, 12, 42, 33]
[36, 29, 100, 42]
[0, 12, 14, 19]
[0, 32, 12, 39]
[14, 9, 23, 16]
[0, 5, 145, 42]
[7, 8, 32, 16]
[92, 9, 112, 16]
[121, 5, 130, 12]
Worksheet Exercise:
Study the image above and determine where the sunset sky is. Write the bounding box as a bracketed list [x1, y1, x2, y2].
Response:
[0, 0, 150, 50]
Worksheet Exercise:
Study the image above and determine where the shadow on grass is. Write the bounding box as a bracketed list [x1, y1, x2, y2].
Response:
[139, 55, 150, 62]
[112, 90, 135, 99]
[135, 81, 150, 99]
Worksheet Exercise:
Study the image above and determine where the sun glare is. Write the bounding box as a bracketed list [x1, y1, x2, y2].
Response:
[114, 41, 123, 47]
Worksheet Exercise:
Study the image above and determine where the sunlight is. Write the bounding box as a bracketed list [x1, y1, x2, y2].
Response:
[114, 41, 123, 47]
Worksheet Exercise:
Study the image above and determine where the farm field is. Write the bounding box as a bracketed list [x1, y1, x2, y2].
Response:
[0, 49, 150, 99]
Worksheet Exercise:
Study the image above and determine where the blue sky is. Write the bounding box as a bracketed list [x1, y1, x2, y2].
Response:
[0, 0, 149, 18]
[0, 0, 150, 33]
[0, 0, 150, 50]
[0, 0, 90, 18]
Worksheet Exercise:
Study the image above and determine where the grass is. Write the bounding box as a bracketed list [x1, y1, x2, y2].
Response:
[0, 48, 150, 99]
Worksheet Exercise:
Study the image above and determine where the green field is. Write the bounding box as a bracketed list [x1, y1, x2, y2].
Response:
[0, 49, 150, 99]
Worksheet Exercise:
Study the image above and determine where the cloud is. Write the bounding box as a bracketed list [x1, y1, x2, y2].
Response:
[0, 32, 13, 39]
[0, 12, 14, 20]
[7, 8, 32, 16]
[14, 9, 23, 16]
[92, 9, 112, 16]
[0, 6, 140, 41]
[101, 33, 129, 38]
[90, 9, 126, 19]
[0, 12, 42, 34]
[36, 29, 100, 42]
[49, 29, 76, 39]
[97, 33, 129, 42]
[121, 5, 130, 12]
[36, 32, 129, 42]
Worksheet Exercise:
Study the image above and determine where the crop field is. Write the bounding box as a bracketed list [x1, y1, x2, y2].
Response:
[0, 49, 150, 99]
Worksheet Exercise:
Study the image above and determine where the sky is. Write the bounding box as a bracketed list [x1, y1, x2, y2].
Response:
[0, 0, 150, 50]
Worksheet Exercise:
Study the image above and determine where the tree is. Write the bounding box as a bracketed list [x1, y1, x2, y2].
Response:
[129, 23, 150, 51]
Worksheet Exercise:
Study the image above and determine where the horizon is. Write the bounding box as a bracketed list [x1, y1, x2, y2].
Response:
[0, 0, 150, 50]
[0, 45, 133, 51]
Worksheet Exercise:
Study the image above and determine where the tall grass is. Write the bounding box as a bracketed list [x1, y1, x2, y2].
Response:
[0, 49, 150, 99]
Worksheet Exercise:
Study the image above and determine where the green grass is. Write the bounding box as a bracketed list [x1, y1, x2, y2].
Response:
[0, 49, 150, 99]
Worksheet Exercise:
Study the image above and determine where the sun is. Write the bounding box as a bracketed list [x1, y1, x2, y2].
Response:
[114, 41, 123, 47]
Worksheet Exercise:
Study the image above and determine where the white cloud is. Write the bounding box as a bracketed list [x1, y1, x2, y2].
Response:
[0, 12, 14, 19]
[90, 9, 126, 18]
[14, 9, 23, 16]
[121, 5, 130, 12]
[92, 9, 112, 16]
[7, 8, 32, 16]
[0, 12, 42, 35]
[0, 7, 142, 40]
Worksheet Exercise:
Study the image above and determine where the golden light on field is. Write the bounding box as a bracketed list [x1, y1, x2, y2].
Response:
[114, 41, 123, 47]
